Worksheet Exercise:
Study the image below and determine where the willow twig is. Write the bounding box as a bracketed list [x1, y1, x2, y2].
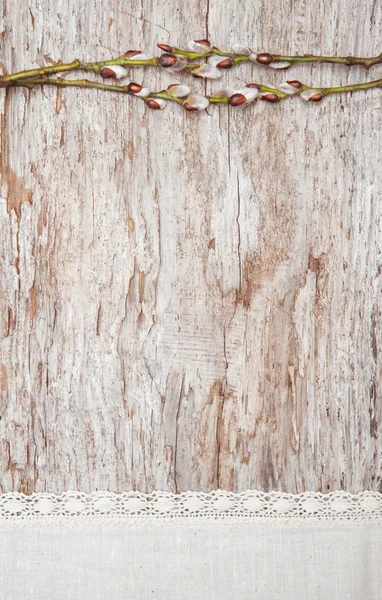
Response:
[1, 41, 381, 86]
[161, 40, 382, 71]
[244, 78, 382, 102]
[0, 77, 203, 110]
[0, 54, 158, 84]
[2, 76, 381, 110]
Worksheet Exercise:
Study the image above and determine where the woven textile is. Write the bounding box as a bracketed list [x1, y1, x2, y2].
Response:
[1, 490, 381, 599]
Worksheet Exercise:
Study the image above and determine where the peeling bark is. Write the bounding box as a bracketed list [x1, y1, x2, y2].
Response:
[0, 0, 381, 494]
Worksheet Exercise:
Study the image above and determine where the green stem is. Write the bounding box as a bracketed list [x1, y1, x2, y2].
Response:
[273, 53, 382, 69]
[1, 77, 135, 92]
[322, 79, 382, 95]
[0, 56, 159, 84]
[0, 76, 185, 107]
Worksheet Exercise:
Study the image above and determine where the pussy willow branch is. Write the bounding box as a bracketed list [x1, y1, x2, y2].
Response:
[168, 45, 382, 69]
[1, 43, 381, 86]
[1, 77, 190, 108]
[2, 76, 382, 110]
[0, 56, 158, 84]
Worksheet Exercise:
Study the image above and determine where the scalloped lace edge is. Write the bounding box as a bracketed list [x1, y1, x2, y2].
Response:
[0, 490, 382, 522]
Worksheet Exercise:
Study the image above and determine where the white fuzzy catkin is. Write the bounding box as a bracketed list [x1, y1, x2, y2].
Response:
[207, 55, 230, 67]
[187, 40, 211, 54]
[184, 94, 210, 109]
[232, 88, 259, 103]
[134, 87, 150, 97]
[232, 44, 251, 55]
[269, 61, 292, 69]
[300, 88, 322, 101]
[100, 65, 129, 79]
[167, 84, 191, 98]
[193, 63, 221, 79]
[278, 82, 300, 95]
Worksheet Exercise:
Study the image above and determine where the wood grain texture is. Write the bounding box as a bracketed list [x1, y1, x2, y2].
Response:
[0, 0, 381, 494]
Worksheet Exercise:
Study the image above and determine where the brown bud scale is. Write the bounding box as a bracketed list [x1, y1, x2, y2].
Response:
[246, 83, 260, 89]
[229, 93, 247, 106]
[100, 67, 117, 79]
[146, 99, 161, 110]
[183, 102, 199, 111]
[158, 53, 178, 68]
[217, 57, 234, 69]
[308, 93, 324, 102]
[128, 82, 143, 94]
[124, 50, 141, 58]
[287, 80, 303, 89]
[261, 93, 280, 103]
[157, 43, 173, 53]
[194, 39, 210, 47]
[256, 53, 274, 65]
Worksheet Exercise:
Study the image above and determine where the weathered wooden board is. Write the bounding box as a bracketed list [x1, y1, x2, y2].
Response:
[0, 0, 381, 494]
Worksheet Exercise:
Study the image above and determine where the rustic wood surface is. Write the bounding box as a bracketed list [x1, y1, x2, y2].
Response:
[0, 1, 381, 495]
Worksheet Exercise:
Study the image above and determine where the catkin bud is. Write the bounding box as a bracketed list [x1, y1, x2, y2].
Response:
[269, 61, 292, 70]
[129, 52, 151, 60]
[159, 54, 188, 73]
[158, 53, 178, 68]
[124, 50, 142, 58]
[232, 44, 251, 55]
[260, 93, 280, 102]
[300, 89, 323, 102]
[211, 88, 234, 99]
[187, 39, 211, 53]
[146, 98, 167, 110]
[192, 63, 221, 79]
[128, 82, 143, 94]
[229, 94, 247, 106]
[100, 65, 128, 80]
[157, 43, 173, 53]
[277, 81, 301, 95]
[287, 80, 303, 89]
[166, 84, 192, 98]
[217, 57, 234, 69]
[309, 92, 324, 101]
[229, 87, 258, 105]
[183, 103, 199, 111]
[208, 55, 234, 69]
[133, 87, 150, 97]
[182, 94, 209, 110]
[256, 53, 274, 65]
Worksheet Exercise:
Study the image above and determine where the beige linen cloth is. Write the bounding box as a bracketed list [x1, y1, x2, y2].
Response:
[0, 490, 381, 599]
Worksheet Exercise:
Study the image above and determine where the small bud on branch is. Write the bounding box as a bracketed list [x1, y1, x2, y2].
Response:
[187, 39, 212, 54]
[100, 65, 129, 80]
[166, 84, 192, 98]
[256, 53, 274, 65]
[127, 82, 143, 94]
[300, 89, 324, 101]
[157, 44, 173, 54]
[182, 94, 210, 110]
[124, 50, 142, 58]
[269, 61, 292, 70]
[260, 93, 280, 102]
[146, 98, 167, 109]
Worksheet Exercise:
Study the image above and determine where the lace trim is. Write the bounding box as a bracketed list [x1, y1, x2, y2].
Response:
[0, 490, 381, 521]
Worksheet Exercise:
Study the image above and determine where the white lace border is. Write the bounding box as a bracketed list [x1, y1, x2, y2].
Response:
[0, 490, 381, 522]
